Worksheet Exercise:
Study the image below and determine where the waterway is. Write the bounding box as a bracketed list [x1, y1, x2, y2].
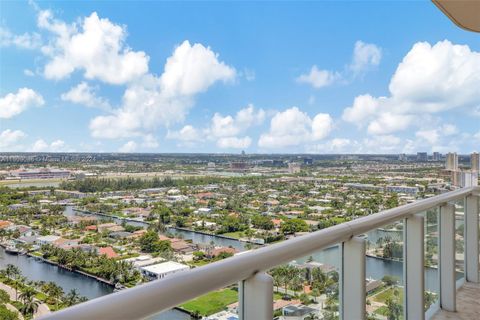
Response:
[0, 206, 462, 319]
[65, 206, 247, 251]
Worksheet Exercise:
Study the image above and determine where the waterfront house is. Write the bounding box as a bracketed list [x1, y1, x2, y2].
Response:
[140, 261, 190, 280]
[0, 220, 13, 229]
[109, 231, 133, 239]
[97, 246, 118, 259]
[36, 235, 62, 245]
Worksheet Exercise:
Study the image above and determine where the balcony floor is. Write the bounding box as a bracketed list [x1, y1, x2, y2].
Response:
[432, 282, 480, 320]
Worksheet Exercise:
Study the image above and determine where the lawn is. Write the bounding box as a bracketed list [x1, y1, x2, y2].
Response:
[221, 231, 244, 239]
[372, 286, 404, 304]
[180, 288, 238, 316]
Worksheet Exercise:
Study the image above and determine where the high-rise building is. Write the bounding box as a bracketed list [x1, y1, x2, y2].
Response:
[433, 152, 441, 161]
[417, 152, 428, 161]
[471, 152, 480, 172]
[452, 171, 478, 188]
[446, 152, 458, 171]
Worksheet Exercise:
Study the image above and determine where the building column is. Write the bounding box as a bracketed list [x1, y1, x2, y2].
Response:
[465, 195, 479, 283]
[439, 204, 456, 312]
[340, 237, 366, 320]
[404, 214, 425, 320]
[238, 272, 273, 320]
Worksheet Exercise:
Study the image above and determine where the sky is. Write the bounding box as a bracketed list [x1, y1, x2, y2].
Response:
[0, 1, 479, 154]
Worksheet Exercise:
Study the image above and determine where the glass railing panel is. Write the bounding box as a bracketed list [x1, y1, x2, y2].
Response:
[148, 283, 240, 320]
[422, 208, 440, 317]
[365, 220, 404, 320]
[270, 246, 340, 320]
[454, 199, 465, 283]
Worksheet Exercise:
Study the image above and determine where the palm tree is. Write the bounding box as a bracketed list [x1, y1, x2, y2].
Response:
[65, 289, 81, 306]
[5, 264, 22, 300]
[20, 296, 40, 317]
[19, 287, 36, 302]
[304, 313, 320, 320]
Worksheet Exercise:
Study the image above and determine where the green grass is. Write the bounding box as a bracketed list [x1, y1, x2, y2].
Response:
[374, 305, 388, 316]
[180, 288, 238, 316]
[221, 231, 244, 239]
[372, 286, 404, 304]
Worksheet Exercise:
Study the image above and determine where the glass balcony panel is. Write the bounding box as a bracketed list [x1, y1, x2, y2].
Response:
[454, 199, 465, 283]
[365, 221, 404, 320]
[271, 246, 340, 320]
[423, 208, 440, 317]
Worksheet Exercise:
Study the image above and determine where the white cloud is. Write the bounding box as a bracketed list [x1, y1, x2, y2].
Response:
[24, 69, 35, 77]
[362, 135, 402, 152]
[258, 107, 333, 148]
[0, 27, 41, 49]
[118, 141, 137, 153]
[0, 129, 27, 150]
[31, 139, 48, 152]
[296, 65, 340, 89]
[415, 129, 439, 145]
[308, 138, 356, 153]
[343, 40, 480, 137]
[207, 104, 265, 138]
[160, 40, 236, 97]
[30, 139, 67, 152]
[0, 88, 44, 118]
[38, 10, 149, 84]
[349, 40, 382, 74]
[141, 134, 159, 148]
[90, 40, 236, 139]
[367, 113, 413, 135]
[217, 136, 251, 149]
[167, 105, 264, 149]
[342, 94, 382, 125]
[297, 41, 381, 89]
[61, 82, 110, 110]
[167, 125, 202, 142]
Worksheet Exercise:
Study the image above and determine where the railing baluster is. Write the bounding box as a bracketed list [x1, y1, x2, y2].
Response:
[238, 272, 273, 320]
[465, 195, 479, 283]
[404, 214, 425, 319]
[340, 237, 366, 320]
[439, 203, 456, 312]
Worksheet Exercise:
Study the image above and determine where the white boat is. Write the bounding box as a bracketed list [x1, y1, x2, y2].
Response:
[5, 246, 21, 254]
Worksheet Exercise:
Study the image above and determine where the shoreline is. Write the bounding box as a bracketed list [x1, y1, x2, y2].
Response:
[73, 207, 261, 245]
[25, 252, 115, 286]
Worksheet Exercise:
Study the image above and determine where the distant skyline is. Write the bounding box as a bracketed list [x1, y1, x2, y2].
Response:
[1, 1, 479, 154]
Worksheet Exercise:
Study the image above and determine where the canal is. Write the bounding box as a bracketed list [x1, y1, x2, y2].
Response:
[65, 206, 248, 250]
[0, 247, 191, 320]
[0, 206, 461, 319]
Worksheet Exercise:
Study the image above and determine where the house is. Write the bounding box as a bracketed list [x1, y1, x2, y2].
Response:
[109, 231, 133, 239]
[281, 304, 317, 320]
[0, 220, 13, 229]
[97, 246, 118, 259]
[55, 238, 80, 250]
[158, 235, 196, 254]
[140, 261, 189, 280]
[206, 247, 236, 259]
[36, 235, 62, 245]
[195, 207, 212, 215]
[97, 223, 119, 232]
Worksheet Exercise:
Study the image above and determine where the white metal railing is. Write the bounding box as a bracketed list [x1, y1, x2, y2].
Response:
[39, 186, 480, 320]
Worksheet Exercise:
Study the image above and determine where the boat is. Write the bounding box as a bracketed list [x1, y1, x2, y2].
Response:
[5, 246, 21, 254]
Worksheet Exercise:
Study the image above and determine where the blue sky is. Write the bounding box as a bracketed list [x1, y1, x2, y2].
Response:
[1, 1, 479, 154]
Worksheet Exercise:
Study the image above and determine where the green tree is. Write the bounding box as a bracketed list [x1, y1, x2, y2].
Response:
[280, 219, 309, 235]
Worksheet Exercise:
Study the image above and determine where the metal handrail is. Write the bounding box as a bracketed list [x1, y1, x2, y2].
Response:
[40, 186, 479, 320]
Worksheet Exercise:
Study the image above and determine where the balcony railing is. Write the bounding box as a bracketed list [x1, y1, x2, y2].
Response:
[39, 186, 480, 320]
